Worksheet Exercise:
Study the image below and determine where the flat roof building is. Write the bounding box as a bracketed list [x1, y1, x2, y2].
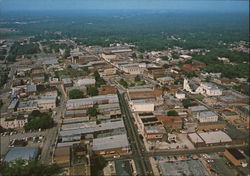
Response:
[4, 147, 39, 162]
[92, 134, 129, 155]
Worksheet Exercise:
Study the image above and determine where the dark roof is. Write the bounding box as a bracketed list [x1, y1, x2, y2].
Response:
[227, 148, 246, 160]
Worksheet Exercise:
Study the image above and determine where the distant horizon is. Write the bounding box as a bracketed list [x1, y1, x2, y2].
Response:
[0, 0, 249, 13]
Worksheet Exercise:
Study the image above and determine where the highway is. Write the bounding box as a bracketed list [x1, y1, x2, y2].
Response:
[118, 92, 153, 176]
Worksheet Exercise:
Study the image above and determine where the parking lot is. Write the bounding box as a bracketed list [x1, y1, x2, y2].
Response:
[1, 129, 48, 159]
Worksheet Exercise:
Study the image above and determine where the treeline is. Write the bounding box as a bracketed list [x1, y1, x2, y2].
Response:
[192, 48, 249, 78]
[1, 10, 248, 51]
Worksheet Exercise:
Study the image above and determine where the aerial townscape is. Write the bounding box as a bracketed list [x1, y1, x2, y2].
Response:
[0, 0, 249, 176]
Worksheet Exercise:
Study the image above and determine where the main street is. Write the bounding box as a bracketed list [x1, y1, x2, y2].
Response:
[118, 92, 153, 176]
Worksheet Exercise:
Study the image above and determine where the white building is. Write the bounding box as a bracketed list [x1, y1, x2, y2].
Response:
[120, 64, 144, 75]
[195, 111, 218, 123]
[130, 100, 154, 112]
[175, 92, 186, 100]
[183, 78, 222, 96]
[74, 78, 96, 87]
[199, 82, 222, 96]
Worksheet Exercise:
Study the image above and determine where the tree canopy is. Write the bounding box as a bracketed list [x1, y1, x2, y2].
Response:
[24, 110, 54, 131]
[87, 86, 98, 96]
[0, 159, 62, 176]
[69, 89, 84, 99]
[87, 107, 98, 117]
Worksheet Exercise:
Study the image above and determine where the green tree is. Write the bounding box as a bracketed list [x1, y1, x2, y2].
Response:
[167, 110, 178, 116]
[163, 64, 169, 69]
[69, 89, 84, 99]
[24, 111, 54, 131]
[87, 107, 98, 117]
[182, 99, 193, 108]
[94, 71, 106, 87]
[134, 75, 141, 82]
[63, 47, 70, 58]
[91, 154, 108, 176]
[87, 87, 98, 96]
[131, 53, 137, 58]
[0, 159, 62, 176]
[119, 79, 128, 88]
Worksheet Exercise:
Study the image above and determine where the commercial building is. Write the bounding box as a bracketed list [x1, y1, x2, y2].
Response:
[17, 101, 38, 112]
[144, 126, 166, 141]
[98, 85, 117, 95]
[74, 78, 96, 87]
[4, 147, 39, 162]
[104, 68, 117, 76]
[224, 148, 247, 166]
[66, 94, 119, 110]
[127, 87, 163, 105]
[1, 116, 28, 129]
[59, 120, 125, 143]
[37, 97, 57, 110]
[53, 146, 70, 166]
[62, 78, 73, 88]
[188, 131, 232, 147]
[92, 134, 130, 155]
[121, 64, 144, 75]
[156, 116, 183, 130]
[159, 160, 209, 176]
[64, 110, 87, 118]
[175, 92, 186, 100]
[183, 79, 222, 96]
[130, 100, 154, 112]
[157, 76, 174, 85]
[195, 111, 218, 123]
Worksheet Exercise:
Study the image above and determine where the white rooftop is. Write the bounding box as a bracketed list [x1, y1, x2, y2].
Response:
[92, 134, 129, 151]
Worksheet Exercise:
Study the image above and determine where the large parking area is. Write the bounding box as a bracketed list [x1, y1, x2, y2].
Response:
[1, 127, 58, 164]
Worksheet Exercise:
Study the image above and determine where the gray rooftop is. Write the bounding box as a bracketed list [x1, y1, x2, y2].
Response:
[59, 120, 125, 137]
[92, 134, 129, 151]
[4, 147, 39, 162]
[159, 160, 209, 176]
[188, 105, 208, 112]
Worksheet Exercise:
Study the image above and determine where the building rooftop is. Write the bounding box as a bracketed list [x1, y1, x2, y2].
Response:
[159, 160, 209, 176]
[26, 85, 37, 93]
[59, 120, 125, 137]
[18, 101, 38, 108]
[8, 99, 19, 109]
[63, 116, 90, 124]
[198, 111, 218, 118]
[188, 105, 208, 112]
[92, 134, 129, 151]
[198, 131, 232, 144]
[4, 147, 39, 162]
[75, 78, 96, 86]
[226, 148, 246, 160]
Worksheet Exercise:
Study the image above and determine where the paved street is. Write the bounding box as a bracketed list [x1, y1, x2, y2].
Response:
[118, 92, 153, 176]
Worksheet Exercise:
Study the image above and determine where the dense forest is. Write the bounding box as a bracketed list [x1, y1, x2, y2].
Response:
[0, 10, 249, 51]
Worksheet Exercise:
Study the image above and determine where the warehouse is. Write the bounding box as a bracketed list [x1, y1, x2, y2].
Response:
[92, 134, 130, 155]
[66, 94, 119, 110]
[130, 99, 154, 112]
[188, 131, 232, 147]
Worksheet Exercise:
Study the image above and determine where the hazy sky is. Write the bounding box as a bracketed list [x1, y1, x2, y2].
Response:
[0, 0, 249, 12]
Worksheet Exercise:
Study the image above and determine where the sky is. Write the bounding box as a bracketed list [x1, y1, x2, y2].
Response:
[0, 0, 249, 12]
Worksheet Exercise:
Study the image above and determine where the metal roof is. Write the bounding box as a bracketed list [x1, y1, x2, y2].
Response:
[59, 120, 125, 137]
[4, 147, 39, 162]
[92, 134, 129, 151]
